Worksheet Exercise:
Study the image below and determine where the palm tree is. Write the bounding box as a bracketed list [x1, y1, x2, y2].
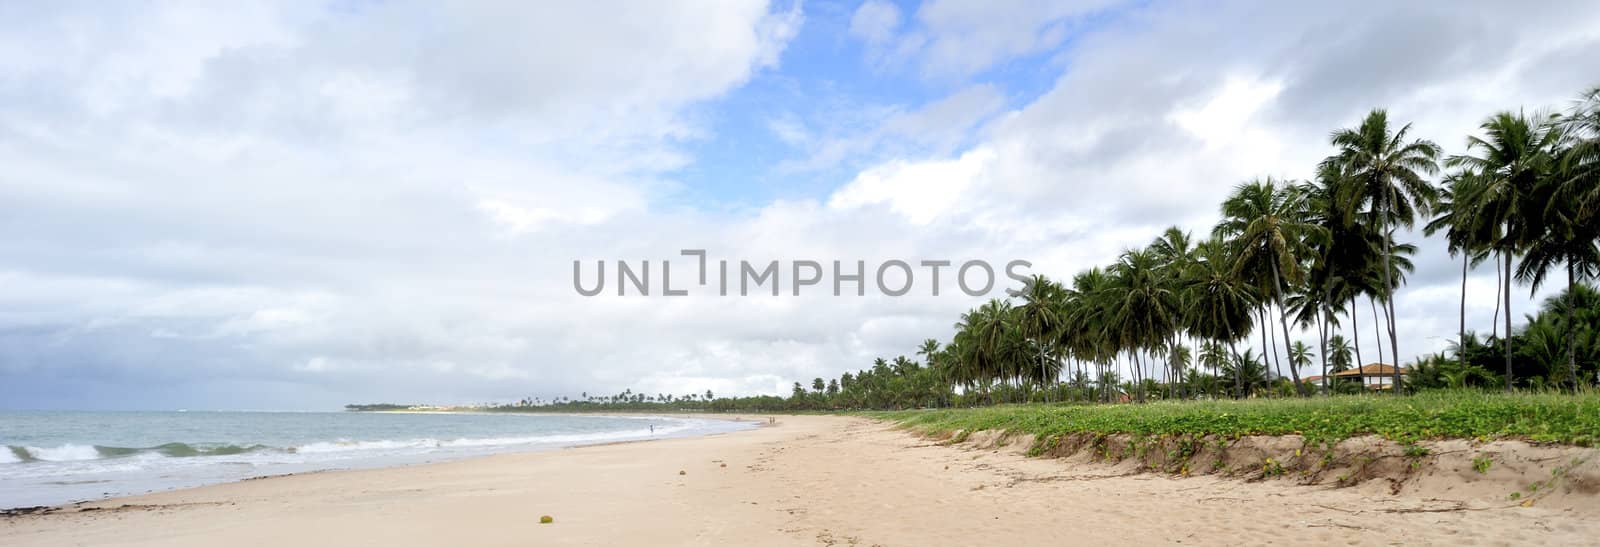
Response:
[1198, 341, 1231, 398]
[963, 299, 1022, 399]
[1015, 275, 1065, 400]
[1425, 172, 1495, 373]
[1447, 110, 1565, 391]
[1288, 341, 1315, 391]
[917, 339, 941, 368]
[1063, 268, 1117, 403]
[1223, 348, 1270, 398]
[1327, 338, 1354, 371]
[1560, 86, 1600, 216]
[1166, 344, 1192, 399]
[1297, 171, 1371, 397]
[1104, 248, 1181, 402]
[1527, 88, 1600, 389]
[1152, 227, 1198, 396]
[1182, 237, 1258, 398]
[1516, 135, 1599, 389]
[1326, 109, 1442, 394]
[1214, 178, 1326, 395]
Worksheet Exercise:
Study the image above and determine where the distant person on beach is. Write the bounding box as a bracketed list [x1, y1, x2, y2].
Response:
[650, 424, 655, 434]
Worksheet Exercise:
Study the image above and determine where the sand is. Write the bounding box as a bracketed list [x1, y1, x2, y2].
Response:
[2, 415, 1595, 546]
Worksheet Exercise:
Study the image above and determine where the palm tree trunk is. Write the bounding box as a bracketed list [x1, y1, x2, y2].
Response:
[1351, 295, 1363, 366]
[1383, 235, 1402, 394]
[1076, 358, 1084, 402]
[1318, 301, 1330, 395]
[1221, 307, 1245, 399]
[1132, 351, 1146, 403]
[1176, 334, 1187, 400]
[1037, 346, 1048, 403]
[1491, 258, 1501, 338]
[1503, 251, 1513, 392]
[1096, 360, 1104, 403]
[1270, 262, 1307, 396]
[1227, 340, 1245, 398]
[1459, 252, 1468, 371]
[1567, 261, 1579, 390]
[1258, 307, 1276, 396]
[1371, 297, 1385, 366]
[1267, 304, 1284, 387]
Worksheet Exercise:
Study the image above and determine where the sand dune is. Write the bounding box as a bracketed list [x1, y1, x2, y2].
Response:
[2, 415, 1594, 546]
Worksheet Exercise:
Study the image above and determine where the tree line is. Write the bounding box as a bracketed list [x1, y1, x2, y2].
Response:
[851, 84, 1600, 407]
[465, 85, 1600, 414]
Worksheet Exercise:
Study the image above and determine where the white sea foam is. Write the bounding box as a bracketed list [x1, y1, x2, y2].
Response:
[1, 412, 752, 509]
[292, 439, 438, 454]
[288, 424, 691, 454]
[24, 444, 102, 462]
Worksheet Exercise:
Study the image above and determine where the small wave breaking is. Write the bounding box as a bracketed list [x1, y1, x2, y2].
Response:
[2, 443, 272, 463]
[2, 423, 691, 464]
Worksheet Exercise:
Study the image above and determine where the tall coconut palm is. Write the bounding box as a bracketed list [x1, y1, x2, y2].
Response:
[1534, 87, 1600, 389]
[969, 299, 1025, 397]
[1063, 268, 1117, 402]
[917, 339, 941, 368]
[1297, 172, 1367, 395]
[1516, 139, 1599, 389]
[1447, 110, 1565, 391]
[1560, 86, 1600, 216]
[1104, 248, 1181, 402]
[1214, 178, 1327, 396]
[1183, 236, 1258, 398]
[1015, 275, 1066, 401]
[1327, 335, 1354, 373]
[1166, 344, 1192, 399]
[1289, 341, 1315, 391]
[1198, 341, 1231, 398]
[1152, 227, 1198, 396]
[950, 314, 982, 395]
[1425, 172, 1495, 372]
[1326, 109, 1442, 394]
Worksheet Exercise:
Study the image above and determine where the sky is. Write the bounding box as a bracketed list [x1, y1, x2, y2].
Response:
[2, 0, 1599, 410]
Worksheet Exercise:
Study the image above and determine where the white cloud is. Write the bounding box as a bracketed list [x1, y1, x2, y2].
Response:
[0, 1, 812, 408]
[4, 1, 1600, 409]
[828, 147, 996, 224]
[1170, 76, 1285, 149]
[849, 1, 901, 45]
[855, 0, 1124, 78]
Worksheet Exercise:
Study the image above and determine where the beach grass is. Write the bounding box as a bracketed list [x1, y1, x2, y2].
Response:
[873, 390, 1600, 446]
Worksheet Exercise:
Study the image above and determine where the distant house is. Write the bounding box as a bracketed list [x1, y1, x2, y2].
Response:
[1331, 363, 1406, 390]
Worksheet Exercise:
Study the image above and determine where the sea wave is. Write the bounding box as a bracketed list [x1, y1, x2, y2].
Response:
[1, 423, 693, 464]
[1, 443, 273, 463]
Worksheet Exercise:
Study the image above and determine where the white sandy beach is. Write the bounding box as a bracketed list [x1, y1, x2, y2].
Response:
[2, 415, 1595, 546]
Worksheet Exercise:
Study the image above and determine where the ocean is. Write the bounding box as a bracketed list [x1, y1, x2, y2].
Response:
[0, 410, 752, 509]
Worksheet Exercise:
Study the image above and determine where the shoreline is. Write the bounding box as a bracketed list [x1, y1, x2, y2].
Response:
[0, 412, 757, 512]
[4, 415, 1594, 546]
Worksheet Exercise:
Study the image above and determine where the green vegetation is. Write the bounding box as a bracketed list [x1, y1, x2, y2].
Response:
[875, 391, 1600, 446]
[342, 403, 416, 411]
[1474, 454, 1494, 474]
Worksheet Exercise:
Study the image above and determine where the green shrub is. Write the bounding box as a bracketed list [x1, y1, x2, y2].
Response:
[874, 391, 1600, 447]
